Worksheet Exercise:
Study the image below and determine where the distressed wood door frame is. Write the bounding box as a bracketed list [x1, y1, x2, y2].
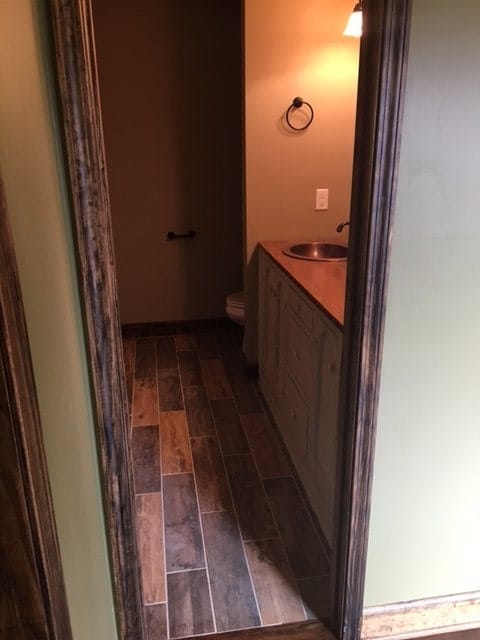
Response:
[332, 1, 412, 638]
[46, 1, 412, 639]
[0, 175, 72, 638]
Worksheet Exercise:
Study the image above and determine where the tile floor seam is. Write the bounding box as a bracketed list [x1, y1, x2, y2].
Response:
[235, 382, 310, 623]
[162, 470, 194, 477]
[241, 536, 282, 544]
[165, 567, 206, 575]
[203, 360, 263, 630]
[252, 381, 331, 572]
[280, 466, 331, 566]
[160, 488, 170, 638]
[215, 339, 311, 627]
[154, 338, 172, 638]
[198, 508, 232, 515]
[130, 327, 330, 637]
[179, 347, 218, 636]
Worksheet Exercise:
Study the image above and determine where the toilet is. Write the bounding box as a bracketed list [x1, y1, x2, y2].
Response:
[225, 291, 246, 326]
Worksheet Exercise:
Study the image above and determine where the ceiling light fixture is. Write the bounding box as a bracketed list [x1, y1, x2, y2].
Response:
[344, 2, 363, 37]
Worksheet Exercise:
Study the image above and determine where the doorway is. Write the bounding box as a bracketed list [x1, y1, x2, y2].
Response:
[92, 1, 356, 637]
[92, 0, 244, 326]
[47, 1, 412, 639]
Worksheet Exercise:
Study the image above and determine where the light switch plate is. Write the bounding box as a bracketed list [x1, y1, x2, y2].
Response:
[315, 188, 329, 210]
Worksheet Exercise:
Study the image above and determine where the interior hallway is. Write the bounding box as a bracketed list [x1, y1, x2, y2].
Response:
[123, 322, 330, 639]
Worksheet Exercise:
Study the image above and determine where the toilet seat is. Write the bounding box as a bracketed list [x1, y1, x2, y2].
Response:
[226, 291, 245, 308]
[226, 291, 246, 326]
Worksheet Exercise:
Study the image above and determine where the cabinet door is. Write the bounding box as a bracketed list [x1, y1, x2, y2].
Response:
[283, 372, 310, 470]
[258, 254, 286, 418]
[305, 317, 342, 546]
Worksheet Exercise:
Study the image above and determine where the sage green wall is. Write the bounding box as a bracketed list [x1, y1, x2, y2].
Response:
[0, 1, 118, 637]
[364, 0, 480, 606]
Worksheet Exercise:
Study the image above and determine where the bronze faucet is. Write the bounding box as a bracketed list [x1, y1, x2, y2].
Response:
[336, 221, 350, 233]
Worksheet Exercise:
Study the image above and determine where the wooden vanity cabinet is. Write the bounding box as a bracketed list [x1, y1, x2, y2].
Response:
[258, 250, 342, 545]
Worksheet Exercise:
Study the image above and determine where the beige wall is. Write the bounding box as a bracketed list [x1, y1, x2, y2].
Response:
[365, 0, 480, 607]
[244, 0, 359, 259]
[93, 0, 243, 324]
[0, 2, 117, 638]
[243, 0, 359, 362]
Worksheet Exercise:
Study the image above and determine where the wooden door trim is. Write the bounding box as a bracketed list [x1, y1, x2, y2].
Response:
[47, 2, 144, 639]
[45, 1, 412, 639]
[0, 176, 72, 638]
[332, 1, 412, 638]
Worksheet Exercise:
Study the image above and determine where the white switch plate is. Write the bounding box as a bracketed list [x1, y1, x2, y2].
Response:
[315, 188, 329, 211]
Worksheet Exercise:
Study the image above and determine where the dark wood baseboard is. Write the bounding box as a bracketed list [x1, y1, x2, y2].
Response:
[122, 317, 236, 338]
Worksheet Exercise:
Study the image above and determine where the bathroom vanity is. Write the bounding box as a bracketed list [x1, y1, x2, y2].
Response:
[258, 242, 346, 546]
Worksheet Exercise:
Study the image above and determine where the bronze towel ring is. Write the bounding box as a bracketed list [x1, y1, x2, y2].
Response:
[286, 96, 314, 131]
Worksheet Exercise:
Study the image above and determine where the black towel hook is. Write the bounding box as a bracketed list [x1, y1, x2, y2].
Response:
[286, 96, 314, 131]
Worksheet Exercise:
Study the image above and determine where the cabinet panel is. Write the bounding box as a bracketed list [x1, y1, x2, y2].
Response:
[288, 284, 314, 332]
[286, 312, 317, 402]
[258, 250, 342, 548]
[283, 374, 309, 470]
[258, 255, 286, 422]
[305, 317, 342, 545]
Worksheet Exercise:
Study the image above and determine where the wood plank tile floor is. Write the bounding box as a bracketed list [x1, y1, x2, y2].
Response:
[123, 324, 330, 640]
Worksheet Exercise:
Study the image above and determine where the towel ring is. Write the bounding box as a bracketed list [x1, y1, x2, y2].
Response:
[286, 97, 314, 131]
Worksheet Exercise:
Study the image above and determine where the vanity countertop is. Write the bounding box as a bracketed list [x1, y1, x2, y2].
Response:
[259, 241, 347, 329]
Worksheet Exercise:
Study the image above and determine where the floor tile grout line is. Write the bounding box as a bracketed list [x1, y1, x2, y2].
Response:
[253, 379, 332, 570]
[251, 384, 329, 621]
[201, 357, 264, 629]
[254, 385, 326, 535]
[159, 489, 171, 638]
[271, 456, 331, 567]
[161, 470, 194, 477]
[220, 341, 320, 626]
[154, 339, 172, 640]
[211, 407, 264, 628]
[198, 508, 232, 516]
[228, 365, 309, 624]
[132, 327, 324, 636]
[238, 413, 294, 481]
[135, 490, 163, 497]
[242, 536, 282, 544]
[165, 567, 207, 576]
[179, 349, 218, 636]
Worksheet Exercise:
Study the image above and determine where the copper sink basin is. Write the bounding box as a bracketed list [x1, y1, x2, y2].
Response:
[282, 242, 348, 262]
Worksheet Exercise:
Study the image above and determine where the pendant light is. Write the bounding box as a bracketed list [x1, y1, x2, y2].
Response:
[344, 1, 363, 37]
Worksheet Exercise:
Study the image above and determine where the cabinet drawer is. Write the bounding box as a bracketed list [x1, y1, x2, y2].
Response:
[288, 284, 314, 332]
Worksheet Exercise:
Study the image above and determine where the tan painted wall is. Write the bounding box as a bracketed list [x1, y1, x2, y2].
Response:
[244, 0, 359, 259]
[243, 0, 359, 362]
[0, 2, 117, 638]
[365, 0, 480, 607]
[93, 0, 243, 324]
